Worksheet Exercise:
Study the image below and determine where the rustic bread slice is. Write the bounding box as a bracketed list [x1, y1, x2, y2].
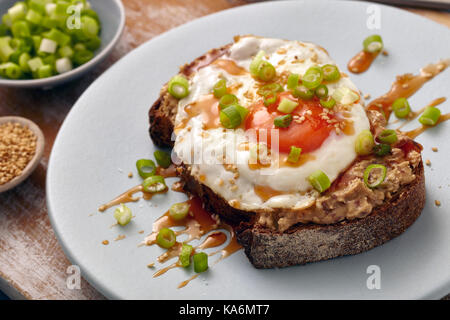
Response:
[148, 46, 426, 269]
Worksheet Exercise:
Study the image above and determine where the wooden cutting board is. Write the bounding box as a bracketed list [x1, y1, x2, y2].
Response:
[0, 0, 448, 300]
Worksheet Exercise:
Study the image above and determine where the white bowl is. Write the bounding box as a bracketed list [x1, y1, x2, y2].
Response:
[0, 0, 125, 88]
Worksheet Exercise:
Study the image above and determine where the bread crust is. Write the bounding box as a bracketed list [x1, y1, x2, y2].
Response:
[148, 45, 426, 269]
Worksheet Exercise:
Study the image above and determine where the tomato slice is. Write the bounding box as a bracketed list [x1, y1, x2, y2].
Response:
[245, 92, 336, 153]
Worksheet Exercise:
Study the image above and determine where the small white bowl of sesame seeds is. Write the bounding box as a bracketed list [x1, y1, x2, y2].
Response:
[0, 116, 45, 193]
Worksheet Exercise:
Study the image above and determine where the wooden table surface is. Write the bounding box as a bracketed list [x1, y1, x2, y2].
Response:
[0, 0, 449, 300]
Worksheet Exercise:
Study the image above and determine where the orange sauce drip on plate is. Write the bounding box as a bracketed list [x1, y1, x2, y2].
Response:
[98, 185, 167, 212]
[366, 60, 449, 121]
[348, 50, 379, 74]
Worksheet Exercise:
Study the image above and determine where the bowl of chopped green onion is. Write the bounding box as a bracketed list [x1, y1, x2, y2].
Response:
[0, 0, 125, 88]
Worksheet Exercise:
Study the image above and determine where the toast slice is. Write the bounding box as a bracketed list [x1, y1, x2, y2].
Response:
[148, 44, 426, 268]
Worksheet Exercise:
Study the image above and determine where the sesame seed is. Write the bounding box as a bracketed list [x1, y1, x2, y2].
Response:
[432, 147, 438, 152]
[435, 200, 441, 207]
[425, 159, 431, 166]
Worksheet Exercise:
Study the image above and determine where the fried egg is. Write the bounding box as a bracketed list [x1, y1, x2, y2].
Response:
[173, 36, 370, 211]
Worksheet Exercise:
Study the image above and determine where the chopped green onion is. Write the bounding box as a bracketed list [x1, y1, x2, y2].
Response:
[263, 92, 277, 107]
[315, 84, 328, 98]
[302, 66, 323, 89]
[293, 85, 314, 100]
[154, 150, 172, 168]
[11, 20, 30, 38]
[419, 106, 441, 126]
[213, 79, 227, 98]
[58, 45, 74, 58]
[249, 50, 265, 76]
[37, 64, 52, 78]
[142, 175, 167, 193]
[363, 35, 383, 53]
[8, 3, 27, 23]
[355, 129, 374, 156]
[234, 104, 249, 120]
[322, 64, 340, 81]
[168, 75, 190, 99]
[73, 43, 86, 51]
[277, 98, 298, 114]
[274, 114, 292, 128]
[18, 52, 31, 72]
[287, 73, 299, 90]
[392, 98, 411, 119]
[179, 244, 193, 268]
[0, 37, 14, 63]
[220, 105, 242, 129]
[377, 129, 398, 145]
[113, 204, 132, 226]
[257, 61, 276, 82]
[287, 146, 302, 163]
[55, 57, 72, 74]
[308, 170, 331, 193]
[156, 228, 176, 249]
[219, 94, 238, 109]
[26, 9, 43, 25]
[193, 252, 208, 273]
[27, 56, 43, 72]
[85, 36, 101, 51]
[73, 49, 94, 65]
[169, 202, 190, 221]
[0, 62, 22, 79]
[363, 164, 387, 189]
[39, 38, 57, 54]
[43, 28, 71, 46]
[373, 143, 391, 156]
[80, 15, 99, 39]
[257, 83, 283, 96]
[332, 87, 359, 105]
[320, 96, 336, 109]
[136, 159, 156, 178]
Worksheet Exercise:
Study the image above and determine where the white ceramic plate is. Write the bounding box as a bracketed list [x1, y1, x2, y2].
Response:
[47, 0, 450, 299]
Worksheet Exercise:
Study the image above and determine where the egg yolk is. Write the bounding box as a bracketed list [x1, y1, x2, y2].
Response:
[245, 92, 336, 153]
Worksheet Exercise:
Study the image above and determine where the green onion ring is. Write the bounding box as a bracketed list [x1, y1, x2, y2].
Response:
[392, 98, 411, 119]
[315, 84, 328, 98]
[319, 96, 336, 109]
[179, 244, 194, 268]
[169, 202, 190, 220]
[193, 252, 208, 273]
[219, 94, 238, 110]
[293, 85, 314, 100]
[257, 61, 276, 82]
[322, 64, 340, 82]
[355, 129, 375, 156]
[377, 129, 398, 145]
[220, 105, 242, 128]
[363, 164, 387, 189]
[154, 150, 172, 169]
[156, 228, 176, 249]
[142, 175, 167, 193]
[419, 106, 441, 126]
[308, 170, 331, 193]
[213, 79, 227, 98]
